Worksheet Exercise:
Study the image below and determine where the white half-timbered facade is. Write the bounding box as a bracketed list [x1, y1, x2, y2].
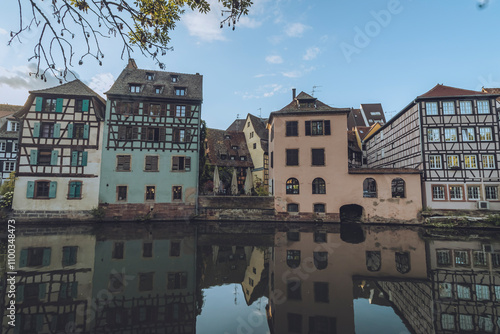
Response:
[12, 80, 105, 214]
[366, 84, 500, 211]
[0, 105, 22, 184]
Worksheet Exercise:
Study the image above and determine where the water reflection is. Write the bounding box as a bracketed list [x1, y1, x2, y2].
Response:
[1, 222, 500, 333]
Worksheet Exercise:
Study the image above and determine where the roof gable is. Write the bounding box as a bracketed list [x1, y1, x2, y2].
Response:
[418, 84, 487, 98]
[30, 79, 105, 103]
[247, 113, 268, 140]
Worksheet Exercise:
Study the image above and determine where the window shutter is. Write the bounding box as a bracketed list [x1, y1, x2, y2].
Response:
[38, 283, 47, 300]
[49, 182, 57, 199]
[117, 126, 125, 140]
[19, 249, 28, 267]
[324, 120, 331, 135]
[75, 182, 81, 198]
[134, 102, 140, 114]
[67, 123, 73, 138]
[30, 150, 38, 165]
[33, 122, 40, 137]
[56, 98, 64, 113]
[305, 121, 311, 136]
[71, 282, 78, 298]
[71, 151, 78, 166]
[185, 157, 191, 171]
[42, 248, 52, 266]
[82, 151, 88, 166]
[132, 127, 139, 139]
[83, 124, 89, 139]
[185, 129, 191, 142]
[6, 142, 11, 153]
[62, 246, 70, 264]
[172, 157, 179, 170]
[159, 128, 166, 141]
[53, 123, 61, 138]
[143, 103, 149, 114]
[51, 150, 59, 165]
[36, 314, 44, 331]
[59, 282, 67, 298]
[16, 285, 24, 302]
[142, 127, 148, 140]
[82, 99, 89, 112]
[35, 97, 43, 111]
[50, 315, 58, 332]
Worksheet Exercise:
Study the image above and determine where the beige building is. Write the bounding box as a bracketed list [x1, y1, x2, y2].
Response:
[241, 113, 269, 188]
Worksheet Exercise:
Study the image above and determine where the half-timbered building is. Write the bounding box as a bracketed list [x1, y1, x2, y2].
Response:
[11, 80, 105, 217]
[366, 84, 500, 211]
[0, 104, 22, 184]
[241, 113, 269, 188]
[99, 59, 202, 219]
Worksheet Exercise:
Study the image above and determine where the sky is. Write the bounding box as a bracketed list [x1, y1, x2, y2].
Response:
[1, 0, 500, 129]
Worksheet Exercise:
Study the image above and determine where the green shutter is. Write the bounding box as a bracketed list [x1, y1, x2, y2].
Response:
[83, 124, 89, 139]
[59, 282, 67, 299]
[49, 182, 57, 199]
[51, 150, 59, 165]
[50, 315, 58, 332]
[33, 122, 40, 137]
[56, 98, 64, 113]
[62, 246, 70, 265]
[35, 97, 43, 111]
[14, 315, 21, 334]
[38, 283, 47, 300]
[42, 248, 51, 266]
[19, 249, 28, 267]
[70, 247, 78, 264]
[30, 150, 37, 165]
[67, 123, 73, 138]
[82, 151, 88, 166]
[71, 282, 78, 298]
[71, 151, 78, 166]
[36, 314, 44, 331]
[53, 123, 61, 138]
[68, 183, 76, 199]
[16, 285, 24, 302]
[26, 181, 35, 199]
[82, 99, 89, 112]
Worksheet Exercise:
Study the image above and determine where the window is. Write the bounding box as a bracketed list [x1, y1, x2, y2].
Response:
[429, 155, 442, 169]
[287, 250, 301, 268]
[483, 155, 495, 169]
[485, 186, 499, 200]
[170, 242, 181, 257]
[313, 203, 325, 213]
[305, 120, 331, 136]
[287, 280, 301, 300]
[139, 273, 154, 291]
[287, 313, 302, 333]
[20, 247, 51, 267]
[439, 283, 452, 298]
[129, 84, 141, 93]
[4, 161, 15, 172]
[73, 123, 85, 139]
[314, 282, 329, 303]
[459, 314, 473, 331]
[43, 98, 57, 112]
[175, 87, 186, 96]
[441, 314, 455, 330]
[460, 100, 472, 114]
[117, 186, 127, 201]
[436, 250, 451, 266]
[145, 186, 155, 201]
[146, 72, 154, 80]
[0, 142, 5, 151]
[309, 317, 336, 333]
[447, 155, 459, 168]
[480, 127, 492, 141]
[426, 102, 438, 115]
[286, 121, 298, 136]
[68, 181, 82, 199]
[444, 128, 457, 142]
[391, 178, 405, 198]
[109, 273, 125, 293]
[149, 104, 161, 116]
[464, 155, 477, 169]
[467, 186, 480, 201]
[71, 151, 87, 166]
[363, 178, 377, 198]
[145, 156, 159, 171]
[173, 129, 189, 142]
[116, 155, 131, 171]
[175, 105, 186, 117]
[62, 246, 78, 266]
[457, 285, 471, 298]
[145, 127, 161, 142]
[449, 186, 463, 200]
[312, 178, 326, 194]
[427, 128, 440, 142]
[58, 282, 78, 300]
[287, 203, 299, 212]
[171, 75, 178, 82]
[36, 149, 52, 166]
[286, 149, 299, 166]
[7, 121, 19, 132]
[395, 252, 410, 274]
[35, 181, 50, 198]
[314, 231, 327, 243]
[118, 126, 138, 140]
[477, 100, 490, 114]
[112, 242, 124, 259]
[311, 149, 325, 166]
[167, 272, 187, 289]
[172, 186, 182, 200]
[13, 143, 18, 152]
[253, 143, 256, 149]
[286, 178, 299, 194]
[443, 101, 455, 115]
[287, 231, 300, 241]
[455, 250, 469, 266]
[154, 86, 163, 94]
[41, 122, 55, 138]
[143, 242, 153, 257]
[462, 128, 475, 141]
[478, 316, 493, 332]
[366, 251, 381, 271]
[473, 252, 488, 267]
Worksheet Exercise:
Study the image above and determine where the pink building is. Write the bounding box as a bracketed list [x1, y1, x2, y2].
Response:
[268, 90, 422, 223]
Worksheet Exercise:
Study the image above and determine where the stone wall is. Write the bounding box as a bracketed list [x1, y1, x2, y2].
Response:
[100, 203, 195, 221]
[11, 210, 94, 222]
[197, 196, 275, 221]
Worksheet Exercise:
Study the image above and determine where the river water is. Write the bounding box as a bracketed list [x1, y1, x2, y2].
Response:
[1, 221, 500, 334]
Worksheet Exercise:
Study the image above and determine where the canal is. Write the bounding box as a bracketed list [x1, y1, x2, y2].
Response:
[1, 221, 500, 333]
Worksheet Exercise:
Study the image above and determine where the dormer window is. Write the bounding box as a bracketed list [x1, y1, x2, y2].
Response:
[220, 154, 227, 160]
[154, 86, 163, 94]
[175, 87, 186, 96]
[240, 156, 246, 161]
[130, 84, 141, 93]
[230, 156, 236, 160]
[7, 121, 19, 132]
[232, 146, 238, 150]
[146, 72, 154, 81]
[171, 75, 179, 83]
[224, 135, 231, 139]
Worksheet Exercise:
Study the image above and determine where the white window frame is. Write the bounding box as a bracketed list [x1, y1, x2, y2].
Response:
[479, 127, 492, 141]
[467, 186, 480, 201]
[432, 185, 446, 200]
[429, 155, 442, 169]
[462, 128, 475, 141]
[485, 186, 499, 200]
[444, 128, 457, 142]
[0, 142, 6, 151]
[460, 101, 472, 114]
[426, 102, 438, 115]
[447, 155, 459, 168]
[464, 155, 477, 169]
[427, 128, 440, 142]
[13, 143, 18, 152]
[443, 101, 455, 115]
[449, 186, 463, 200]
[3, 161, 15, 172]
[477, 100, 490, 114]
[483, 155, 495, 169]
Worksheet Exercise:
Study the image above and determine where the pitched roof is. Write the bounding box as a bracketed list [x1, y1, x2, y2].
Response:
[30, 79, 106, 104]
[205, 128, 253, 168]
[417, 84, 488, 98]
[483, 87, 500, 94]
[106, 59, 203, 101]
[347, 108, 365, 129]
[355, 126, 372, 140]
[226, 119, 245, 132]
[0, 120, 18, 138]
[247, 114, 268, 140]
[0, 104, 23, 114]
[360, 103, 386, 124]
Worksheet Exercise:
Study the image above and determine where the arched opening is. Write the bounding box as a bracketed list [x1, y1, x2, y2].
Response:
[340, 204, 365, 244]
[339, 204, 364, 223]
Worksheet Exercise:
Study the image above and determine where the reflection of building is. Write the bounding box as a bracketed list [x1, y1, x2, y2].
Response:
[91, 224, 198, 333]
[267, 225, 429, 334]
[3, 226, 96, 334]
[241, 247, 269, 305]
[427, 234, 500, 333]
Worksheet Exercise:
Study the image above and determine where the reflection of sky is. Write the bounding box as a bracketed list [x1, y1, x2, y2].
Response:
[197, 284, 270, 334]
[354, 299, 409, 334]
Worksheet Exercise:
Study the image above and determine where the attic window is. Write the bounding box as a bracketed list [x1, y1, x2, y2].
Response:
[130, 84, 141, 93]
[232, 146, 238, 150]
[154, 86, 163, 94]
[220, 154, 227, 160]
[230, 156, 236, 160]
[146, 72, 154, 80]
[224, 135, 231, 139]
[240, 156, 246, 161]
[371, 112, 381, 116]
[175, 87, 186, 96]
[171, 75, 179, 83]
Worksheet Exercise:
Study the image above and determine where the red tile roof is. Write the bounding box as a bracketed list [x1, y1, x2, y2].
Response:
[418, 84, 487, 98]
[356, 126, 372, 140]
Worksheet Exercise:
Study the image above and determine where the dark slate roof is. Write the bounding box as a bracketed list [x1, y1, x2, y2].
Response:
[277, 91, 348, 113]
[360, 103, 386, 124]
[0, 120, 18, 139]
[417, 84, 490, 99]
[347, 108, 365, 129]
[260, 139, 268, 153]
[205, 128, 253, 168]
[30, 79, 106, 105]
[248, 113, 268, 139]
[106, 59, 203, 101]
[0, 104, 23, 114]
[227, 119, 245, 132]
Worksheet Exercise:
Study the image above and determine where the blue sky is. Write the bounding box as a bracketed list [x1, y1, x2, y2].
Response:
[1, 0, 500, 129]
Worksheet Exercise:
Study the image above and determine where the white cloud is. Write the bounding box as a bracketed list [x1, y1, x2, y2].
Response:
[0, 63, 59, 90]
[284, 23, 309, 38]
[282, 66, 315, 78]
[0, 28, 8, 35]
[265, 55, 283, 64]
[88, 72, 114, 98]
[303, 47, 320, 60]
[237, 83, 286, 99]
[254, 73, 276, 78]
[182, 3, 227, 42]
[238, 17, 262, 29]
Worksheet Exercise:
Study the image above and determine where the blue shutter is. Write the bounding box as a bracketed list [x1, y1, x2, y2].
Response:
[26, 181, 35, 199]
[53, 123, 61, 138]
[30, 150, 37, 165]
[59, 282, 67, 299]
[62, 246, 70, 265]
[81, 151, 88, 166]
[56, 98, 64, 113]
[36, 314, 44, 331]
[16, 285, 24, 302]
[19, 249, 28, 267]
[71, 282, 78, 298]
[50, 315, 58, 332]
[51, 150, 59, 165]
[35, 97, 43, 111]
[82, 99, 89, 112]
[67, 123, 73, 138]
[71, 151, 78, 166]
[49, 182, 57, 198]
[38, 283, 47, 300]
[83, 124, 89, 139]
[33, 122, 40, 137]
[42, 248, 51, 266]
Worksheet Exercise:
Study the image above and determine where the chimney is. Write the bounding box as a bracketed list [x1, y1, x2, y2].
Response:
[126, 58, 138, 69]
[292, 88, 296, 100]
